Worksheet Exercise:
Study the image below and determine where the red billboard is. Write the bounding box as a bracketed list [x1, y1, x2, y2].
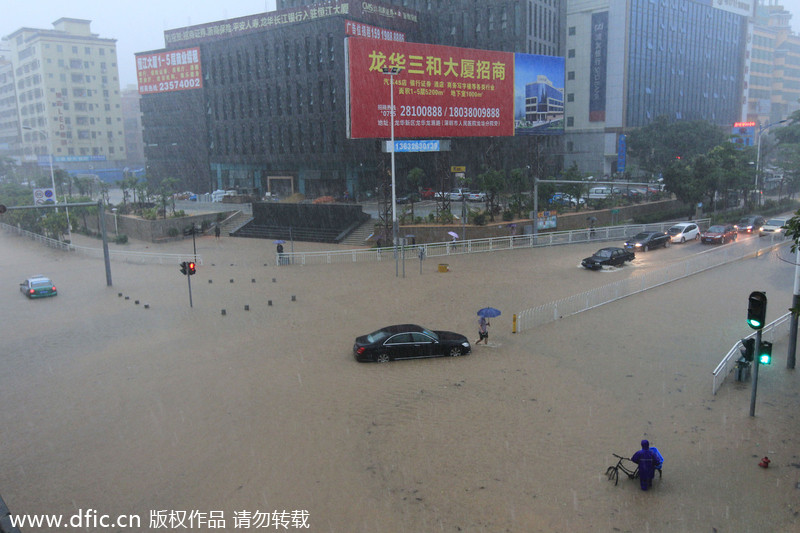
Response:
[347, 38, 515, 139]
[136, 48, 203, 95]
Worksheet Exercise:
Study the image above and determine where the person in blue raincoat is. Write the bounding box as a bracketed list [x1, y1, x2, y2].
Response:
[631, 439, 659, 491]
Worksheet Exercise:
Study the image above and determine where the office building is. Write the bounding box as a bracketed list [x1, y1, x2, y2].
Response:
[141, 1, 566, 197]
[564, 0, 754, 177]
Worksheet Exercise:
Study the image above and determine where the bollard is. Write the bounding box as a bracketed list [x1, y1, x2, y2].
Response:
[230, 279, 234, 283]
[512, 314, 517, 334]
[221, 309, 226, 315]
[124, 296, 130, 300]
[135, 300, 139, 305]
[208, 279, 213, 284]
[268, 300, 272, 306]
[144, 304, 150, 309]
[272, 278, 276, 283]
[291, 295, 296, 302]
[252, 278, 256, 283]
[244, 305, 250, 311]
[118, 292, 122, 297]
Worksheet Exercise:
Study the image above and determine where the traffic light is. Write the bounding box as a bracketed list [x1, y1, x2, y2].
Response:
[740, 338, 755, 362]
[758, 341, 772, 365]
[187, 261, 196, 275]
[179, 261, 188, 275]
[747, 291, 767, 329]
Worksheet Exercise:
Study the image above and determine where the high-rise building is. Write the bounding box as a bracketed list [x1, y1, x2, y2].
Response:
[2, 18, 126, 179]
[749, 1, 800, 125]
[564, 0, 754, 177]
[140, 1, 566, 197]
[120, 85, 145, 169]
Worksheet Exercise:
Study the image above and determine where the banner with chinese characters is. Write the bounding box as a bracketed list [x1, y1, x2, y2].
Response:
[347, 38, 563, 139]
[136, 48, 202, 95]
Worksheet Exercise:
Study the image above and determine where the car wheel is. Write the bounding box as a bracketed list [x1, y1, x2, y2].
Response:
[680, 236, 686, 243]
[449, 346, 462, 357]
[694, 233, 699, 240]
[643, 244, 649, 252]
[664, 240, 670, 248]
[375, 353, 390, 363]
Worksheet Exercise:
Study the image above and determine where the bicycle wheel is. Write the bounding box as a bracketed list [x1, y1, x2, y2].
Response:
[606, 466, 619, 485]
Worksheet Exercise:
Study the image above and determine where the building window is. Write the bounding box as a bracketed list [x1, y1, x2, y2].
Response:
[567, 71, 575, 80]
[568, 26, 576, 36]
[568, 49, 575, 58]
[567, 93, 574, 102]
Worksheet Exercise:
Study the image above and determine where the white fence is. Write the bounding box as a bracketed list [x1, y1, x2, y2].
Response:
[1, 223, 202, 265]
[514, 235, 786, 334]
[712, 313, 792, 395]
[277, 219, 711, 266]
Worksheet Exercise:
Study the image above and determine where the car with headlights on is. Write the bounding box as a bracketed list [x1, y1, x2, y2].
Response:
[759, 217, 788, 238]
[667, 222, 700, 243]
[581, 247, 635, 270]
[736, 215, 765, 234]
[20, 276, 58, 298]
[623, 231, 671, 252]
[700, 224, 737, 244]
[353, 324, 471, 363]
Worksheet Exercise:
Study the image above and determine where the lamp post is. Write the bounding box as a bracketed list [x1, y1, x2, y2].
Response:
[23, 126, 57, 211]
[755, 119, 787, 206]
[382, 66, 402, 277]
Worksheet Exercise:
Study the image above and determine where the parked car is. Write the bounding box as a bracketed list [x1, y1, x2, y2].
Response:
[700, 224, 738, 244]
[395, 192, 419, 204]
[549, 192, 585, 207]
[353, 324, 471, 363]
[435, 188, 470, 201]
[20, 276, 58, 298]
[588, 186, 612, 200]
[667, 222, 700, 243]
[623, 231, 671, 252]
[736, 215, 765, 234]
[467, 191, 487, 202]
[758, 217, 787, 238]
[581, 247, 635, 270]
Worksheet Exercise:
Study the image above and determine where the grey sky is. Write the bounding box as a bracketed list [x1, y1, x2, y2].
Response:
[3, 0, 799, 90]
[2, 1, 277, 88]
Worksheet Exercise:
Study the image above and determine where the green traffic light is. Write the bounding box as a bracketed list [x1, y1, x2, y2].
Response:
[758, 341, 772, 365]
[747, 319, 762, 328]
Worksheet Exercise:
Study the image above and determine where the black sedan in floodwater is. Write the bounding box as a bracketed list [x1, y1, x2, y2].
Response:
[353, 324, 471, 363]
[581, 247, 635, 270]
[623, 231, 671, 252]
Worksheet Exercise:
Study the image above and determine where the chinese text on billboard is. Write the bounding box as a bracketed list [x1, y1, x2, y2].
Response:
[136, 48, 202, 95]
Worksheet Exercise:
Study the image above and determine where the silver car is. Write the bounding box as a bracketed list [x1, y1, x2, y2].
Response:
[667, 222, 700, 243]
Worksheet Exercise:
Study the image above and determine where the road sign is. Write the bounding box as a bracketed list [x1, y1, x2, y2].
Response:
[451, 166, 466, 173]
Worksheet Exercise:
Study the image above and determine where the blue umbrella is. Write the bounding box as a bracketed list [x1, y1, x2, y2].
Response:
[477, 307, 501, 318]
[274, 239, 286, 244]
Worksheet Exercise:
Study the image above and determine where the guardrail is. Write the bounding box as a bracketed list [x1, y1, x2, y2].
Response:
[712, 313, 792, 395]
[276, 218, 711, 266]
[514, 234, 786, 334]
[1, 223, 202, 265]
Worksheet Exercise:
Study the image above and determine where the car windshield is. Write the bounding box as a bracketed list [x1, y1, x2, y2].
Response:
[595, 249, 613, 258]
[421, 328, 439, 341]
[30, 280, 53, 288]
[667, 227, 684, 235]
[631, 232, 650, 240]
[766, 219, 785, 226]
[707, 226, 725, 232]
[739, 218, 754, 225]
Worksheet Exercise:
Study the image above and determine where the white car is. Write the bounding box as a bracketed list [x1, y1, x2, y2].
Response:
[667, 222, 700, 243]
[759, 217, 788, 238]
[445, 188, 470, 201]
[467, 191, 487, 202]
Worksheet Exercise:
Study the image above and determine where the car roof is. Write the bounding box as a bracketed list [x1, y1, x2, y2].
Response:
[670, 222, 695, 228]
[27, 276, 52, 282]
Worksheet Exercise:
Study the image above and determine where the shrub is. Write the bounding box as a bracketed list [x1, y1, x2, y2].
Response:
[167, 227, 179, 237]
[472, 212, 487, 226]
[114, 234, 128, 244]
[502, 210, 514, 221]
[142, 208, 158, 220]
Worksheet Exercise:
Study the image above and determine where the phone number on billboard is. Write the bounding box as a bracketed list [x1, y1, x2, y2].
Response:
[156, 78, 201, 91]
[399, 106, 501, 119]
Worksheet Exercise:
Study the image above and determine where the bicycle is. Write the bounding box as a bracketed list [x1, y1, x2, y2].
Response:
[606, 453, 663, 486]
[606, 453, 639, 486]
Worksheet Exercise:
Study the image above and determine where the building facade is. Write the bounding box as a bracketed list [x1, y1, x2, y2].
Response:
[564, 0, 754, 178]
[749, 1, 800, 125]
[2, 18, 126, 180]
[120, 85, 145, 169]
[141, 0, 566, 198]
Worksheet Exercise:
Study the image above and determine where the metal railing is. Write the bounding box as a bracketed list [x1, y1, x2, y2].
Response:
[514, 234, 787, 333]
[1, 223, 202, 265]
[712, 313, 792, 395]
[276, 219, 711, 266]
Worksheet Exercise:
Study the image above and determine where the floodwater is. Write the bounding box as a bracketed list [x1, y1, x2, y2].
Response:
[1, 230, 798, 532]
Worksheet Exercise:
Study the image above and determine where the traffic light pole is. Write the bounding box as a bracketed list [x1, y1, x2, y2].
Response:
[750, 328, 762, 417]
[187, 274, 193, 308]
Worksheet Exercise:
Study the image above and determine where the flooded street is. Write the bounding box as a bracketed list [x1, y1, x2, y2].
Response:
[1, 229, 798, 532]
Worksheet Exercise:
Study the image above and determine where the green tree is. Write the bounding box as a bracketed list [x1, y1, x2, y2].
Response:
[661, 158, 703, 218]
[627, 116, 727, 175]
[158, 177, 180, 219]
[475, 169, 505, 221]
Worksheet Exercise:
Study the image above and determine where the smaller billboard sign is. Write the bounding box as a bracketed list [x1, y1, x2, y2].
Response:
[136, 47, 203, 95]
[383, 140, 441, 152]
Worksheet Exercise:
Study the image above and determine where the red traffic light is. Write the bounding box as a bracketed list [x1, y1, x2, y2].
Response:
[187, 261, 196, 275]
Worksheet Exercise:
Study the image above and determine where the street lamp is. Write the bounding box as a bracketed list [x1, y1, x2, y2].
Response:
[22, 126, 57, 211]
[755, 119, 787, 206]
[382, 66, 402, 277]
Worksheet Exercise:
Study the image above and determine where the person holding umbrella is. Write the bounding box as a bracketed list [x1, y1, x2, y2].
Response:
[476, 307, 501, 345]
